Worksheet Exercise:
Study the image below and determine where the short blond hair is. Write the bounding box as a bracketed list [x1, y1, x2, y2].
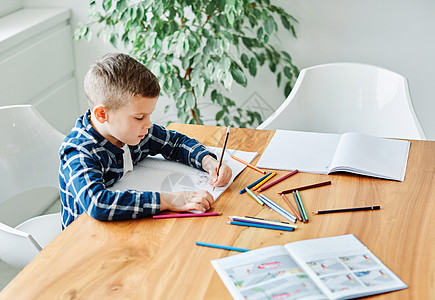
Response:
[84, 53, 160, 110]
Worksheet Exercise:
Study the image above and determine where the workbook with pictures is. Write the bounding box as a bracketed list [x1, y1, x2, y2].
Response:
[211, 234, 407, 300]
[256, 130, 410, 181]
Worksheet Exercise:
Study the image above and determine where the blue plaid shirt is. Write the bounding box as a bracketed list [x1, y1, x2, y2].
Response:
[59, 110, 214, 229]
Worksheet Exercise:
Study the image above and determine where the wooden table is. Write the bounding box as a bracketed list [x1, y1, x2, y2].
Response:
[1, 124, 434, 299]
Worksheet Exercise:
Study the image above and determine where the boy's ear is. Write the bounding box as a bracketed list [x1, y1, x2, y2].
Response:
[93, 105, 108, 123]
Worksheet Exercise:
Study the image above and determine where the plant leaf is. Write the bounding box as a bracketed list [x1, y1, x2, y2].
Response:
[231, 69, 247, 86]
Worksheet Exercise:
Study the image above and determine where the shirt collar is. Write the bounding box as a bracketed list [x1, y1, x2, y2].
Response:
[83, 109, 124, 155]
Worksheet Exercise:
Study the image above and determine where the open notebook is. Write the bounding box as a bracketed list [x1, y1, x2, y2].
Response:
[212, 234, 407, 300]
[108, 146, 257, 200]
[256, 130, 410, 181]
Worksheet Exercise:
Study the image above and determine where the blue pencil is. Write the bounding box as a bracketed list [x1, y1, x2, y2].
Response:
[227, 221, 295, 232]
[195, 241, 250, 252]
[239, 173, 273, 194]
[258, 194, 297, 223]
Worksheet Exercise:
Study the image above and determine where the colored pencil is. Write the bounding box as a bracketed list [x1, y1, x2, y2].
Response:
[257, 170, 299, 192]
[229, 216, 297, 229]
[280, 180, 332, 195]
[258, 194, 297, 223]
[214, 125, 231, 190]
[252, 172, 276, 191]
[296, 190, 308, 222]
[227, 221, 295, 232]
[153, 212, 222, 219]
[231, 155, 267, 174]
[244, 215, 294, 226]
[292, 191, 306, 223]
[313, 205, 381, 215]
[196, 241, 249, 252]
[281, 194, 302, 222]
[239, 173, 272, 194]
[245, 187, 264, 206]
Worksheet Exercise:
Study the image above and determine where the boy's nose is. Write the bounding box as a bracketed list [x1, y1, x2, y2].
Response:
[142, 120, 151, 130]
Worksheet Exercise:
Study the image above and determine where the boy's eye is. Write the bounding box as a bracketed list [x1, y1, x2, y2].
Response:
[135, 116, 144, 120]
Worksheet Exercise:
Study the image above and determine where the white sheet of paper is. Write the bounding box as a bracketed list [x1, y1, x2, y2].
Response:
[256, 129, 409, 181]
[256, 130, 340, 174]
[108, 147, 257, 200]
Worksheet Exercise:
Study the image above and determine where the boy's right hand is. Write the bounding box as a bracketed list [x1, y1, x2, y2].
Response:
[160, 190, 214, 213]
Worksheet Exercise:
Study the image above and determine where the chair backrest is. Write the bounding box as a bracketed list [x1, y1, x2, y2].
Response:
[0, 105, 65, 268]
[258, 63, 426, 140]
[0, 105, 65, 224]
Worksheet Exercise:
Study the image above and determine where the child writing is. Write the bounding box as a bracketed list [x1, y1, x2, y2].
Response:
[59, 53, 232, 229]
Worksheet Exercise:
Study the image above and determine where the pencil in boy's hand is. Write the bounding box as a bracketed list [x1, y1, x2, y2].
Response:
[214, 125, 231, 190]
[230, 155, 266, 174]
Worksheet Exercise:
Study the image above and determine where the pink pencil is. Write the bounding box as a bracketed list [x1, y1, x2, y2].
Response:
[257, 170, 298, 192]
[153, 212, 222, 219]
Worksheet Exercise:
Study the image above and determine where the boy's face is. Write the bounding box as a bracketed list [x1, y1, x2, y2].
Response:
[103, 95, 158, 147]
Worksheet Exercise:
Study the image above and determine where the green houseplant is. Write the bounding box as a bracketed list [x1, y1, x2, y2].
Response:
[74, 0, 299, 127]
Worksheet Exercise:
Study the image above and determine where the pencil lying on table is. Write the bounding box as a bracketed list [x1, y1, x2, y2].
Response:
[153, 212, 222, 219]
[279, 180, 332, 195]
[227, 221, 295, 232]
[313, 206, 381, 214]
[196, 241, 250, 252]
[230, 155, 267, 174]
[258, 194, 297, 223]
[257, 170, 298, 192]
[281, 194, 303, 222]
[245, 187, 264, 206]
[228, 216, 297, 229]
[239, 173, 272, 194]
[252, 172, 276, 191]
[295, 190, 308, 222]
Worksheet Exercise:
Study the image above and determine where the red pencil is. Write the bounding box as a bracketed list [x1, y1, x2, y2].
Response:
[153, 212, 222, 219]
[257, 170, 298, 192]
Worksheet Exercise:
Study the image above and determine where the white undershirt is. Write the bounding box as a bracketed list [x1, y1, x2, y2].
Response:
[122, 144, 133, 175]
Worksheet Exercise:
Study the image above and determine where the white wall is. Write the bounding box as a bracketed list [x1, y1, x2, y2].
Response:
[22, 0, 435, 139]
[278, 0, 435, 140]
[0, 0, 22, 17]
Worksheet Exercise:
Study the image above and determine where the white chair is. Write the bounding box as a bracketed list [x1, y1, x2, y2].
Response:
[0, 105, 65, 269]
[258, 62, 426, 140]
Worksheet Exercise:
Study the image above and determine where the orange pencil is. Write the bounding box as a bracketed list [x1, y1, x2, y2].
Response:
[230, 155, 266, 174]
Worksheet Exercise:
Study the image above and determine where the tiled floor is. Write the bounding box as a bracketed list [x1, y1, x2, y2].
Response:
[0, 199, 60, 292]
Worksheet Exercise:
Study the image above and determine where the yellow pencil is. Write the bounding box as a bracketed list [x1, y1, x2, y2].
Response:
[252, 172, 276, 191]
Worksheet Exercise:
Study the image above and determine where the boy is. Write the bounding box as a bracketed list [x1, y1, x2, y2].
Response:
[59, 53, 232, 229]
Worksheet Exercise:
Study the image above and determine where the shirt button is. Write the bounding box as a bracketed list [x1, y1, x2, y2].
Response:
[118, 160, 122, 164]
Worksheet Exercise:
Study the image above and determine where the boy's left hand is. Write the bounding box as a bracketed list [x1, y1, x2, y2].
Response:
[202, 155, 232, 188]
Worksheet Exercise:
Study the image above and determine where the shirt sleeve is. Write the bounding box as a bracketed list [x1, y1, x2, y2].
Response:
[133, 124, 217, 171]
[59, 145, 161, 228]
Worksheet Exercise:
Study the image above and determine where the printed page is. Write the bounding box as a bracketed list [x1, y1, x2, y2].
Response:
[285, 234, 407, 300]
[211, 245, 326, 300]
[108, 147, 257, 201]
[256, 130, 340, 174]
[329, 133, 410, 181]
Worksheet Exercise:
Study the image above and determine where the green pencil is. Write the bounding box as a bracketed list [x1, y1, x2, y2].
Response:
[245, 187, 264, 206]
[296, 190, 308, 222]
